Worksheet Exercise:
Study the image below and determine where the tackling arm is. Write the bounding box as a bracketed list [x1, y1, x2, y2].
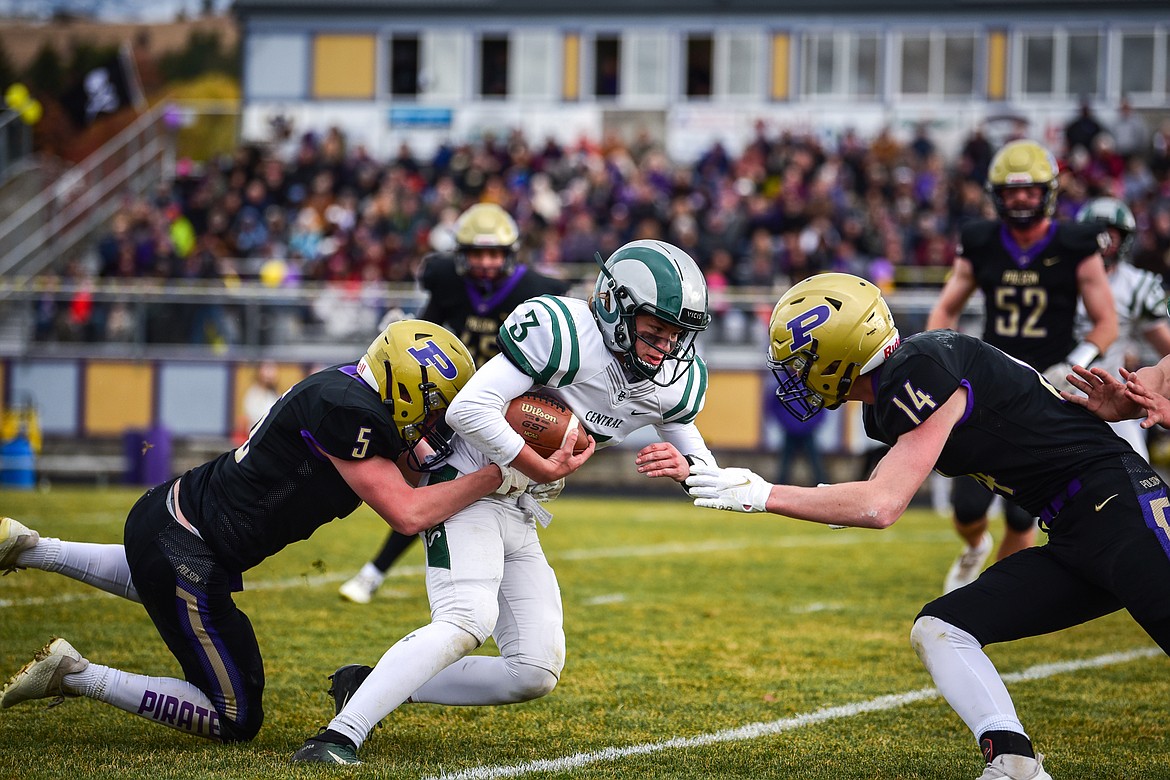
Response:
[330, 453, 502, 535]
[688, 389, 966, 528]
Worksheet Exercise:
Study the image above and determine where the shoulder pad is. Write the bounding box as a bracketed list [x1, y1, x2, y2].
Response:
[498, 296, 586, 388]
[420, 252, 460, 289]
[1057, 222, 1107, 258]
[958, 220, 999, 257]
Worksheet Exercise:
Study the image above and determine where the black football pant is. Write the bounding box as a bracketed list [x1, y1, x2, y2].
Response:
[123, 481, 265, 742]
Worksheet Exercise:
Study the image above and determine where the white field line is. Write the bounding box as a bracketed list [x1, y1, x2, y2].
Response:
[0, 531, 940, 609]
[424, 647, 1163, 780]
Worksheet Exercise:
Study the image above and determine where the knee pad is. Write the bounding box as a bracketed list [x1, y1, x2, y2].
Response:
[507, 662, 559, 702]
[432, 590, 499, 645]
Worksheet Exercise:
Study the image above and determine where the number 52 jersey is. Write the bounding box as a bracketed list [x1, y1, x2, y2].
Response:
[862, 329, 1132, 516]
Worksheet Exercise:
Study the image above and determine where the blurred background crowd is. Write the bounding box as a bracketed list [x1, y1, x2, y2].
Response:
[40, 101, 1170, 347]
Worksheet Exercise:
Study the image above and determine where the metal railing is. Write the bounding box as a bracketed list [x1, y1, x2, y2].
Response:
[0, 103, 173, 279]
[0, 277, 980, 365]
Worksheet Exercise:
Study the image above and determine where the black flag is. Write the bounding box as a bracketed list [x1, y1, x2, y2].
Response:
[61, 44, 145, 129]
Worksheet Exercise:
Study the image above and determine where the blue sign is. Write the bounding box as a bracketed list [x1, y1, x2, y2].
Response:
[389, 107, 453, 128]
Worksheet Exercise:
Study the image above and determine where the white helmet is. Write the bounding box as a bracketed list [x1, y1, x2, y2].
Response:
[590, 240, 710, 385]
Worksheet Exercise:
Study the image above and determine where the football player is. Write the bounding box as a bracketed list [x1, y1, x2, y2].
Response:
[1069, 197, 1170, 460]
[293, 240, 715, 764]
[926, 139, 1118, 593]
[0, 321, 518, 743]
[338, 203, 571, 605]
[687, 272, 1170, 780]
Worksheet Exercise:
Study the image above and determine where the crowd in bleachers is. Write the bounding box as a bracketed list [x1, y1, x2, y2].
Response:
[36, 103, 1170, 345]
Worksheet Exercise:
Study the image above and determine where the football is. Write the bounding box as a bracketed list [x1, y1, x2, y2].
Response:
[505, 392, 588, 458]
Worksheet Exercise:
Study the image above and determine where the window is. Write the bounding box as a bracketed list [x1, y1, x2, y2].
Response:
[480, 35, 509, 97]
[421, 31, 464, 101]
[685, 34, 713, 97]
[594, 36, 620, 97]
[513, 31, 557, 99]
[716, 30, 763, 98]
[801, 31, 881, 100]
[897, 31, 977, 98]
[1017, 29, 1101, 99]
[623, 31, 669, 100]
[1117, 30, 1170, 98]
[389, 35, 419, 97]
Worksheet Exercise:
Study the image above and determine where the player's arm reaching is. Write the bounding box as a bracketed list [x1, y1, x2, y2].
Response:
[1064, 357, 1170, 429]
[688, 387, 966, 527]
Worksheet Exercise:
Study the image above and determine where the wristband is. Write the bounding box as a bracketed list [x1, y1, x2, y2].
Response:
[1065, 341, 1100, 368]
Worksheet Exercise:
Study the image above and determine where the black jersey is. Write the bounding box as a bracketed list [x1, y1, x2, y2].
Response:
[419, 253, 569, 367]
[862, 330, 1132, 516]
[178, 365, 406, 571]
[959, 219, 1105, 370]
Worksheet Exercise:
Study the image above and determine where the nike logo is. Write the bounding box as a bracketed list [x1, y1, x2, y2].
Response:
[1042, 256, 1060, 266]
[1095, 494, 1119, 512]
[630, 410, 650, 416]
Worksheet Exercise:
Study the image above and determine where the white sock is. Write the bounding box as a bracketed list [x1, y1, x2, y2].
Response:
[358, 562, 384, 586]
[328, 621, 477, 750]
[20, 538, 140, 602]
[911, 616, 1025, 740]
[64, 664, 223, 739]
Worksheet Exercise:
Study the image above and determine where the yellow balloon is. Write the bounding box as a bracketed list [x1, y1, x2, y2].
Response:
[259, 259, 287, 288]
[20, 100, 42, 126]
[5, 82, 30, 110]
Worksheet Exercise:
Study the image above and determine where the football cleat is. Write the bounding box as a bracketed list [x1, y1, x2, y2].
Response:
[338, 570, 382, 605]
[943, 531, 994, 594]
[1, 637, 88, 708]
[329, 664, 373, 715]
[978, 753, 1052, 780]
[0, 517, 39, 574]
[290, 729, 361, 765]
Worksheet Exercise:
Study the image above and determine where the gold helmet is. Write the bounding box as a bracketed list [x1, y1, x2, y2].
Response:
[767, 273, 900, 420]
[986, 139, 1059, 228]
[358, 319, 476, 471]
[453, 203, 520, 278]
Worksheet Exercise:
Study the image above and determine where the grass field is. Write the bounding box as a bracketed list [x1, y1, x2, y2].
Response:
[0, 487, 1166, 780]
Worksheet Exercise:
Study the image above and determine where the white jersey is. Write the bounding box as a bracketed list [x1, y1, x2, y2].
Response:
[444, 295, 713, 476]
[1075, 262, 1168, 376]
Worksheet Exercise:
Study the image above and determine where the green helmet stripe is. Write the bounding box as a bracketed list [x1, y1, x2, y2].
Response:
[613, 246, 685, 322]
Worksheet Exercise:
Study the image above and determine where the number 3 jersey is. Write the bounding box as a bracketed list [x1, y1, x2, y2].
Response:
[178, 365, 407, 571]
[441, 295, 713, 476]
[862, 330, 1132, 516]
[960, 219, 1104, 370]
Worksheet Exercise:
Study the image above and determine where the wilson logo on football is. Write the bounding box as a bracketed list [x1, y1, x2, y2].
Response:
[520, 403, 559, 423]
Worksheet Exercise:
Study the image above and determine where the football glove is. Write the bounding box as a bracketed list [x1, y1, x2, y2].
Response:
[528, 477, 565, 503]
[495, 464, 531, 498]
[686, 465, 772, 513]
